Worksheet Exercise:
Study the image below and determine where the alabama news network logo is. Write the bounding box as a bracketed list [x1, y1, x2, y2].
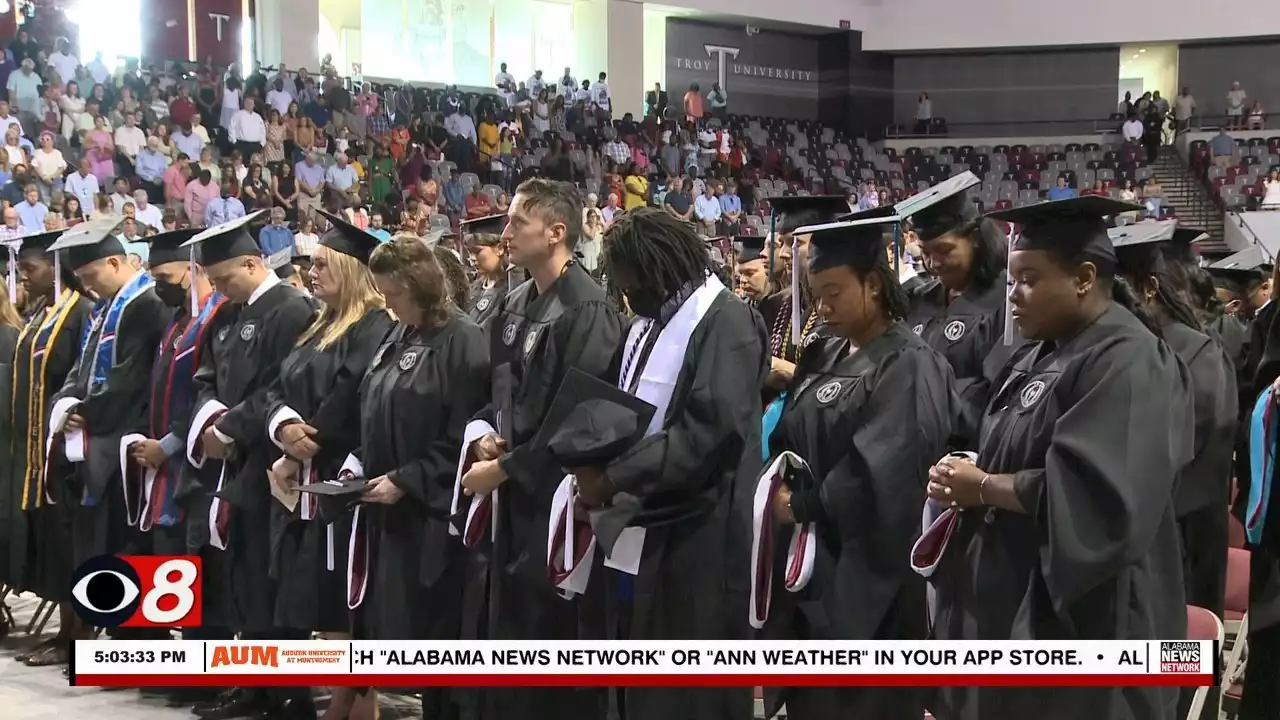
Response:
[1159, 641, 1202, 673]
[70, 555, 203, 628]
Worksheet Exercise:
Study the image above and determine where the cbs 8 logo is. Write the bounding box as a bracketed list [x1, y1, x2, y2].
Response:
[70, 555, 203, 628]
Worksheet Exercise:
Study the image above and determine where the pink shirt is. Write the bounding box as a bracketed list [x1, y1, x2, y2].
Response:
[183, 180, 220, 224]
[164, 164, 187, 203]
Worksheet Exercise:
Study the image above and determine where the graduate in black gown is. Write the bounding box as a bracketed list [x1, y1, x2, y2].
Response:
[122, 228, 235, 707]
[733, 235, 773, 306]
[263, 211, 392, 720]
[0, 255, 20, 634]
[348, 238, 491, 720]
[896, 172, 1017, 445]
[760, 196, 851, 395]
[3, 230, 93, 666]
[1236, 238, 1280, 720]
[46, 221, 169, 576]
[458, 178, 624, 720]
[1112, 222, 1238, 720]
[757, 208, 958, 720]
[561, 208, 766, 720]
[925, 197, 1193, 720]
[183, 211, 317, 720]
[462, 214, 512, 329]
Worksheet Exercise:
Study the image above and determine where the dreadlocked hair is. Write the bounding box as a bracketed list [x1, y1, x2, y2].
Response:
[1189, 267, 1225, 321]
[1108, 275, 1165, 338]
[431, 244, 472, 311]
[602, 207, 714, 298]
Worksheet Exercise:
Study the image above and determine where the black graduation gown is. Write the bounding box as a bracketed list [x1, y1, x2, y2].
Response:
[265, 308, 393, 634]
[906, 273, 1018, 447]
[470, 263, 623, 720]
[53, 284, 168, 568]
[0, 323, 16, 585]
[357, 315, 489, 639]
[143, 295, 238, 630]
[930, 304, 1193, 720]
[3, 291, 92, 598]
[600, 292, 766, 720]
[469, 275, 508, 330]
[1237, 300, 1280, 720]
[191, 281, 315, 634]
[1161, 322, 1236, 616]
[764, 324, 957, 720]
[1210, 312, 1249, 393]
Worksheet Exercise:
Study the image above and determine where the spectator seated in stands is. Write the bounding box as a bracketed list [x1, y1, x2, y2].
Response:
[259, 206, 294, 255]
[1047, 175, 1078, 201]
[465, 185, 493, 219]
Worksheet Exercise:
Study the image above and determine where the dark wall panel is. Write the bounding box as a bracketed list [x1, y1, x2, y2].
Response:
[1177, 41, 1280, 118]
[665, 19, 824, 119]
[893, 48, 1120, 135]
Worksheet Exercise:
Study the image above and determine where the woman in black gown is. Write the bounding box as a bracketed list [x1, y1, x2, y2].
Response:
[925, 198, 1194, 720]
[760, 208, 959, 720]
[462, 214, 511, 329]
[355, 238, 490, 720]
[897, 172, 1016, 444]
[4, 231, 94, 665]
[264, 210, 392, 719]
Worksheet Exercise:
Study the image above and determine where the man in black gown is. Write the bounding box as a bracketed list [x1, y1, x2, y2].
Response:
[578, 207, 767, 720]
[46, 222, 169, 583]
[459, 178, 624, 720]
[182, 211, 317, 720]
[129, 228, 237, 707]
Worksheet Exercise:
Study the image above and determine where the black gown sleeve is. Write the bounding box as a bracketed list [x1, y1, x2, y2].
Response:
[606, 303, 768, 496]
[78, 291, 169, 435]
[390, 323, 491, 514]
[217, 297, 317, 446]
[308, 310, 393, 452]
[1012, 335, 1195, 612]
[498, 299, 624, 490]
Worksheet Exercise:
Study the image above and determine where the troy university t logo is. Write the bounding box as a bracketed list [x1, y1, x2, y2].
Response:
[209, 13, 231, 41]
[703, 44, 740, 92]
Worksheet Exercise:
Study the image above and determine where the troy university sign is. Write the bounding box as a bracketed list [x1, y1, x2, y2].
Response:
[672, 43, 816, 92]
[142, 0, 245, 66]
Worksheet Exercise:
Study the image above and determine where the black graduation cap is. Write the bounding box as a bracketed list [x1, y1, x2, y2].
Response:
[1173, 227, 1210, 247]
[460, 214, 508, 242]
[317, 209, 381, 265]
[16, 229, 63, 260]
[737, 235, 767, 263]
[893, 171, 981, 241]
[797, 205, 901, 274]
[182, 210, 267, 266]
[47, 219, 128, 271]
[988, 197, 1143, 267]
[265, 248, 296, 279]
[144, 227, 202, 267]
[1208, 246, 1272, 291]
[534, 368, 657, 468]
[770, 195, 852, 234]
[1109, 220, 1177, 276]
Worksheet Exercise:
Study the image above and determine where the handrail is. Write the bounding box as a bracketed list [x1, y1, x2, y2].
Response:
[883, 117, 1125, 139]
[1235, 211, 1262, 247]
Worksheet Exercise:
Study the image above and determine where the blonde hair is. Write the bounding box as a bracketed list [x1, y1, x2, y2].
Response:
[0, 285, 20, 329]
[296, 247, 385, 350]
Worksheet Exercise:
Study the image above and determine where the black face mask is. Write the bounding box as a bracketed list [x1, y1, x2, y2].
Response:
[154, 278, 188, 308]
[626, 288, 666, 319]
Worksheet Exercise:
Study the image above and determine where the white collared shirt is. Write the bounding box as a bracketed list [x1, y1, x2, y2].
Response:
[248, 267, 281, 306]
[229, 109, 266, 144]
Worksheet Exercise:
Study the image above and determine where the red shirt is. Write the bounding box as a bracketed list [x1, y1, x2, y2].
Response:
[170, 97, 195, 127]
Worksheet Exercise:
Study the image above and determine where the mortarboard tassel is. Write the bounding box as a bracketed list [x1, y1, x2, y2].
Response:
[1003, 226, 1015, 346]
[189, 248, 199, 316]
[791, 232, 801, 342]
[54, 251, 62, 299]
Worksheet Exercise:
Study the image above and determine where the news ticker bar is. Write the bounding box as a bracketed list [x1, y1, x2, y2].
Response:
[71, 640, 1217, 687]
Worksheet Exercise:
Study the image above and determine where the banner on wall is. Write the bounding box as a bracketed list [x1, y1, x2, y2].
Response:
[665, 19, 822, 119]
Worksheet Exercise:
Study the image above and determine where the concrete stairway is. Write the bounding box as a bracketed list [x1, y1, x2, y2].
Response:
[1151, 146, 1227, 253]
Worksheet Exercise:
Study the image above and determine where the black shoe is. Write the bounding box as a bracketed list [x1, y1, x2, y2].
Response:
[193, 688, 267, 719]
[254, 697, 317, 720]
